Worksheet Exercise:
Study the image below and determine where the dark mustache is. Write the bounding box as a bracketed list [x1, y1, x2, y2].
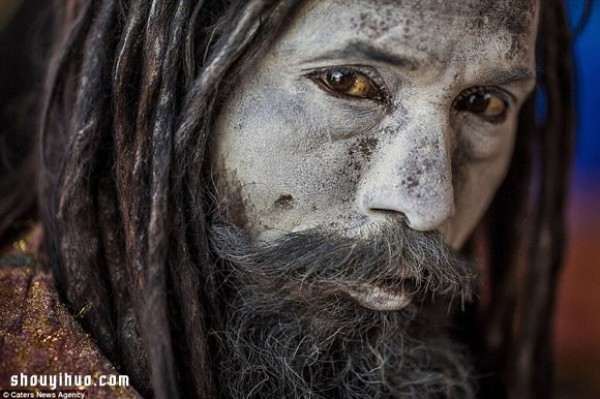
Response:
[209, 220, 477, 305]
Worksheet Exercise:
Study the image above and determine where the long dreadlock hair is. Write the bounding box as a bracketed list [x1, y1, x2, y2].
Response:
[0, 0, 576, 398]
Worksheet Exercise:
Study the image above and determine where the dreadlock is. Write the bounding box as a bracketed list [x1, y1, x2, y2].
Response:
[0, 0, 576, 398]
[37, 0, 302, 397]
[479, 1, 576, 398]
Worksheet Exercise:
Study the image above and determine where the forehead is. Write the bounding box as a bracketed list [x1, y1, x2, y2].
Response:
[275, 0, 538, 67]
[339, 0, 537, 33]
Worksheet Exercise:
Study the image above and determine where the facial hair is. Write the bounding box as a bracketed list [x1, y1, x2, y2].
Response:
[208, 221, 478, 398]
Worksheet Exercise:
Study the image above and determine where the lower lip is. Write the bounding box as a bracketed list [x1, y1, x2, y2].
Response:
[340, 284, 413, 311]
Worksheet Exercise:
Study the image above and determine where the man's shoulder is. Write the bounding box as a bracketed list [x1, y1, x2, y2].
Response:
[0, 228, 141, 398]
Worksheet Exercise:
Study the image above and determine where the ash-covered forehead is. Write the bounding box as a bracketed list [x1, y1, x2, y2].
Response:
[335, 0, 536, 34]
[479, 0, 537, 35]
[323, 0, 538, 61]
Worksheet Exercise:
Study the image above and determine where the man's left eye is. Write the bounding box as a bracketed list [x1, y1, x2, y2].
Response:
[309, 67, 385, 102]
[453, 88, 509, 124]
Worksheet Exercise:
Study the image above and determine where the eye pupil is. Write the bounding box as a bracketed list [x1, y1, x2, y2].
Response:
[468, 93, 491, 113]
[326, 69, 357, 91]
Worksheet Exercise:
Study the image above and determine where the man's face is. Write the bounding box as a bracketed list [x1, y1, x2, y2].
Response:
[209, 3, 539, 395]
[213, 0, 538, 250]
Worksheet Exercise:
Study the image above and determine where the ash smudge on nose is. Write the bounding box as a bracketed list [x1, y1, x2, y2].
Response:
[402, 175, 420, 189]
[348, 137, 379, 172]
[358, 137, 378, 159]
[343, 137, 379, 195]
[274, 194, 294, 209]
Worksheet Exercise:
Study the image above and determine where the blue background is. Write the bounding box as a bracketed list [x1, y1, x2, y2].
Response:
[569, 1, 600, 180]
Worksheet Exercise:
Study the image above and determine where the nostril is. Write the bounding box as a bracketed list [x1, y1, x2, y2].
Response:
[365, 208, 408, 225]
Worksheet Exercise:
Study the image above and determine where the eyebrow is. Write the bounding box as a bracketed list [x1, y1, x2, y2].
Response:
[306, 41, 422, 71]
[346, 42, 422, 70]
[479, 68, 536, 87]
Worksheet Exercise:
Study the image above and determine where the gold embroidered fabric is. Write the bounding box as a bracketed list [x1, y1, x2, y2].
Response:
[0, 255, 141, 397]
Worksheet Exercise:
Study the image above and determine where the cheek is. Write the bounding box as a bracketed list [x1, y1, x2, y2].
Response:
[212, 71, 379, 237]
[447, 142, 515, 249]
[457, 115, 518, 161]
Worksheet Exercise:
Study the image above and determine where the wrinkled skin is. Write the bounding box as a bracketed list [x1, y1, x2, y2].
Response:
[212, 0, 538, 250]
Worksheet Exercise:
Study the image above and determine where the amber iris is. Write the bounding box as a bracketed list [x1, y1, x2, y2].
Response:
[320, 68, 380, 99]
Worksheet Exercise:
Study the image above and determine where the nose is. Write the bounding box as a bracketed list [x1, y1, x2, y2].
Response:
[358, 117, 455, 231]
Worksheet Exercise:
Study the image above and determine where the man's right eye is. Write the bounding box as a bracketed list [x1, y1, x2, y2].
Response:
[308, 67, 386, 103]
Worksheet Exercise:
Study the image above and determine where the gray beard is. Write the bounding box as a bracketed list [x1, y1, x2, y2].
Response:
[209, 221, 478, 399]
